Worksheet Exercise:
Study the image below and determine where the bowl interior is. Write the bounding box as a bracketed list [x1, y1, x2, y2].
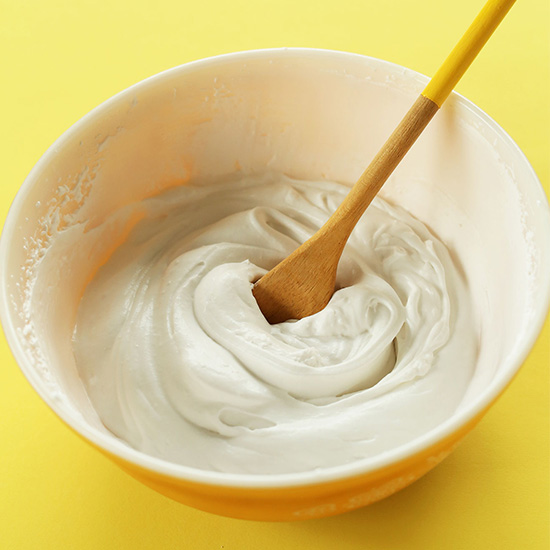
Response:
[1, 49, 549, 483]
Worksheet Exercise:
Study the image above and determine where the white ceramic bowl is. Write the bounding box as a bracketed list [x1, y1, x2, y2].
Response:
[1, 49, 549, 521]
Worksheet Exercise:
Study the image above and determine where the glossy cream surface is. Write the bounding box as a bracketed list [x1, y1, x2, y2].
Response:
[72, 172, 477, 474]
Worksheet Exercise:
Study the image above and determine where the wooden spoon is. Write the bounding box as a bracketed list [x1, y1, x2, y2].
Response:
[253, 0, 516, 324]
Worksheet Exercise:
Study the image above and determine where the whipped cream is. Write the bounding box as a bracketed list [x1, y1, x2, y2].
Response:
[72, 172, 477, 474]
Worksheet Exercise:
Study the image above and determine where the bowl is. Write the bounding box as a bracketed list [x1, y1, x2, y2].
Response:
[1, 49, 549, 521]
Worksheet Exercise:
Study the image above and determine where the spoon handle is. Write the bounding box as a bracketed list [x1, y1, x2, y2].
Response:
[424, 0, 517, 107]
[253, 0, 517, 324]
[327, 0, 517, 239]
[326, 95, 438, 239]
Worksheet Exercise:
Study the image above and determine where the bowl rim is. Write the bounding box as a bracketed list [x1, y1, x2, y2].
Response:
[1, 47, 549, 490]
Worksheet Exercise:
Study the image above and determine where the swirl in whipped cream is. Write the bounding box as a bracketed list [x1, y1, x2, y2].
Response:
[72, 173, 476, 474]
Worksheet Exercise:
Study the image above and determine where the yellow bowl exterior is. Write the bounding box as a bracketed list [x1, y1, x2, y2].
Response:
[72, 403, 490, 521]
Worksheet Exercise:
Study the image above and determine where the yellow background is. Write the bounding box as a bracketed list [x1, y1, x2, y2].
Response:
[1, 0, 548, 548]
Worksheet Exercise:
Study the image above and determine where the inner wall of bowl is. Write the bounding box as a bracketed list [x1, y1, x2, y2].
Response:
[4, 51, 547, 441]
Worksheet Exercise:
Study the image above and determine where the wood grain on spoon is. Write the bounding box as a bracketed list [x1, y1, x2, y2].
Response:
[253, 0, 517, 324]
[253, 96, 439, 324]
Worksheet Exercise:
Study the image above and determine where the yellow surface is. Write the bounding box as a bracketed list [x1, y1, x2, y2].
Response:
[0, 0, 548, 547]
